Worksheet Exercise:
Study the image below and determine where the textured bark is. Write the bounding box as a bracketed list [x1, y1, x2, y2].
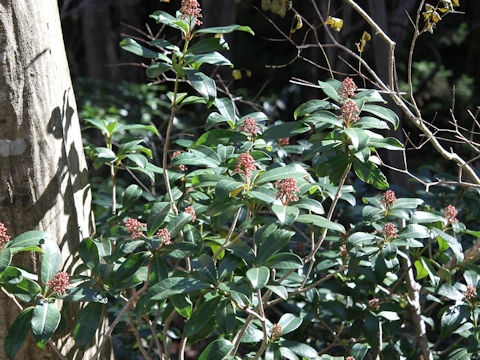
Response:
[0, 1, 109, 359]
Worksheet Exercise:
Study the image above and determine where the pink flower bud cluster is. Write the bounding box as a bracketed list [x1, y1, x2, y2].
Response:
[278, 137, 290, 146]
[241, 116, 260, 137]
[339, 100, 360, 127]
[345, 357, 356, 360]
[233, 153, 257, 185]
[368, 298, 380, 311]
[184, 206, 197, 221]
[464, 285, 477, 301]
[443, 205, 459, 224]
[180, 0, 202, 25]
[380, 190, 397, 209]
[171, 150, 187, 171]
[275, 177, 300, 205]
[382, 222, 397, 240]
[125, 218, 147, 239]
[0, 222, 11, 249]
[338, 244, 348, 261]
[338, 77, 357, 103]
[46, 271, 70, 295]
[156, 228, 171, 245]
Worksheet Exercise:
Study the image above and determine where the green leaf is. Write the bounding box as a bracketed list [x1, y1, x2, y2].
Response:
[438, 284, 464, 301]
[352, 158, 389, 189]
[147, 202, 171, 237]
[6, 230, 49, 249]
[188, 37, 230, 53]
[145, 277, 210, 301]
[294, 99, 338, 119]
[4, 307, 34, 359]
[215, 97, 236, 124]
[185, 69, 217, 106]
[125, 153, 148, 168]
[293, 199, 324, 214]
[171, 150, 220, 167]
[165, 212, 193, 238]
[73, 302, 103, 350]
[377, 311, 400, 321]
[31, 302, 61, 348]
[355, 117, 390, 130]
[195, 24, 255, 35]
[171, 294, 193, 318]
[271, 205, 299, 226]
[265, 252, 303, 270]
[2, 277, 42, 302]
[198, 338, 234, 360]
[122, 185, 142, 211]
[278, 313, 302, 335]
[216, 301, 237, 334]
[280, 340, 318, 359]
[351, 343, 369, 360]
[111, 251, 150, 284]
[434, 228, 463, 261]
[119, 38, 170, 62]
[0, 248, 12, 274]
[185, 52, 232, 67]
[256, 164, 308, 184]
[249, 187, 277, 203]
[146, 62, 171, 78]
[362, 104, 399, 130]
[79, 238, 99, 271]
[296, 214, 345, 232]
[303, 111, 342, 129]
[411, 211, 444, 224]
[150, 11, 188, 34]
[115, 123, 159, 136]
[266, 284, 288, 300]
[257, 229, 294, 264]
[195, 129, 247, 146]
[391, 198, 424, 210]
[246, 266, 270, 290]
[368, 136, 403, 151]
[184, 297, 221, 336]
[206, 112, 232, 130]
[41, 240, 61, 286]
[261, 121, 310, 140]
[441, 305, 470, 335]
[318, 80, 339, 102]
[59, 287, 108, 303]
[397, 224, 430, 239]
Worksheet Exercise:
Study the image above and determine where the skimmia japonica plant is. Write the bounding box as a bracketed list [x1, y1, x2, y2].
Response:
[1, 1, 480, 359]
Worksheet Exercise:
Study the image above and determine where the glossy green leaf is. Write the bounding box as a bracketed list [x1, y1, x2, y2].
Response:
[166, 212, 192, 237]
[188, 37, 230, 53]
[266, 284, 288, 300]
[195, 129, 247, 146]
[185, 52, 232, 67]
[256, 164, 308, 184]
[146, 62, 171, 78]
[318, 80, 339, 102]
[185, 69, 217, 106]
[2, 277, 42, 303]
[215, 97, 236, 124]
[249, 187, 277, 203]
[111, 251, 150, 284]
[216, 301, 237, 334]
[183, 297, 221, 336]
[31, 302, 61, 348]
[59, 287, 108, 303]
[145, 277, 210, 301]
[79, 238, 99, 271]
[41, 240, 61, 286]
[441, 305, 470, 335]
[4, 307, 34, 359]
[296, 214, 345, 232]
[278, 313, 302, 335]
[271, 205, 299, 226]
[397, 224, 430, 239]
[195, 24, 254, 35]
[150, 11, 188, 34]
[280, 340, 318, 359]
[171, 294, 193, 318]
[353, 158, 389, 190]
[198, 338, 234, 360]
[294, 99, 338, 119]
[120, 38, 170, 62]
[362, 104, 399, 130]
[73, 302, 103, 350]
[147, 202, 171, 237]
[246, 266, 270, 290]
[0, 248, 12, 274]
[257, 229, 294, 264]
[122, 185, 142, 211]
[261, 121, 310, 140]
[265, 252, 303, 270]
[6, 230, 49, 249]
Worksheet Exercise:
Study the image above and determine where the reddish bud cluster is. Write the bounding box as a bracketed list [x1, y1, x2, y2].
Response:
[185, 206, 197, 221]
[171, 150, 187, 171]
[271, 323, 282, 338]
[0, 222, 11, 249]
[233, 153, 257, 185]
[46, 271, 70, 295]
[125, 218, 147, 239]
[382, 222, 398, 240]
[156, 228, 171, 245]
[275, 177, 300, 205]
[464, 285, 477, 301]
[443, 205, 459, 224]
[279, 137, 290, 146]
[338, 244, 348, 261]
[180, 0, 202, 25]
[339, 100, 360, 127]
[380, 190, 397, 209]
[339, 77, 357, 103]
[241, 116, 260, 137]
[345, 357, 356, 360]
[368, 298, 380, 311]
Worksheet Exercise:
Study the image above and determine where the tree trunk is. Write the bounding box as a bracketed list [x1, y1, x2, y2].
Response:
[0, 1, 110, 358]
